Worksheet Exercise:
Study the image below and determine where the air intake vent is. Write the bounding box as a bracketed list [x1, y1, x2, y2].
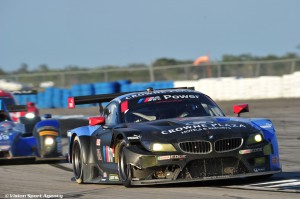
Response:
[179, 141, 212, 154]
[214, 138, 243, 152]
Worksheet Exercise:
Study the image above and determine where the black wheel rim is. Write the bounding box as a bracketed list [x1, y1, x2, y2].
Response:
[119, 145, 129, 181]
[73, 141, 82, 179]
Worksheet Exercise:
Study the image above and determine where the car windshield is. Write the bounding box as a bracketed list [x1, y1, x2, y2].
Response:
[124, 96, 224, 123]
[0, 98, 16, 106]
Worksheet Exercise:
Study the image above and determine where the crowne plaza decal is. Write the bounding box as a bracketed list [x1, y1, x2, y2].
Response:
[161, 122, 246, 135]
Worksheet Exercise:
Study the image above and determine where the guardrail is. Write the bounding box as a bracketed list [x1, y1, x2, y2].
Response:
[2, 58, 300, 88]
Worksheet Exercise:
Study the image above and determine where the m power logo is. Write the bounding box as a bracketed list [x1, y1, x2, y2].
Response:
[138, 96, 161, 103]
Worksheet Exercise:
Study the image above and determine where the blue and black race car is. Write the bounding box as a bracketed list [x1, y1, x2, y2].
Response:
[0, 99, 64, 164]
[67, 87, 281, 187]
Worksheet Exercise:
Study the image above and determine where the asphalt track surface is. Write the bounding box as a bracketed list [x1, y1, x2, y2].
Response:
[0, 98, 299, 199]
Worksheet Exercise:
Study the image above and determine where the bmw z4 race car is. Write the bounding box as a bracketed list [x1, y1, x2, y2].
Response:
[67, 88, 281, 187]
[0, 99, 64, 164]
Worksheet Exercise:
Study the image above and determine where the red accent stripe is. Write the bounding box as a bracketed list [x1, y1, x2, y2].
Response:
[121, 101, 128, 112]
[144, 97, 150, 102]
[106, 146, 109, 162]
[68, 97, 75, 109]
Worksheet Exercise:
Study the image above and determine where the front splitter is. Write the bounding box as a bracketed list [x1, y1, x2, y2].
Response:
[131, 170, 281, 186]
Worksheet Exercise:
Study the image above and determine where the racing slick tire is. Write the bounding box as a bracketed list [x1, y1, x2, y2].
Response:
[117, 140, 132, 187]
[72, 136, 84, 184]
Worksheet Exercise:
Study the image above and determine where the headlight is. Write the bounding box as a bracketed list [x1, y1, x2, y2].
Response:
[143, 142, 176, 152]
[25, 112, 35, 119]
[45, 137, 54, 146]
[254, 134, 262, 142]
[246, 133, 263, 145]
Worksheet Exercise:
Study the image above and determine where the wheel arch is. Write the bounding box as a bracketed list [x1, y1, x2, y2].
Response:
[69, 133, 77, 163]
[70, 134, 93, 164]
[111, 128, 141, 147]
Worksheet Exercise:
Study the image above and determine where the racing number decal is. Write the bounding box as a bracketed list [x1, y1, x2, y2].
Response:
[0, 134, 9, 140]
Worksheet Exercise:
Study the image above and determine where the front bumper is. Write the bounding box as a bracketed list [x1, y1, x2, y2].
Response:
[131, 170, 280, 186]
[124, 142, 281, 185]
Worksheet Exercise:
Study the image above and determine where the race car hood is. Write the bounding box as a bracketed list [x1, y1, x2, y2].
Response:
[125, 116, 259, 143]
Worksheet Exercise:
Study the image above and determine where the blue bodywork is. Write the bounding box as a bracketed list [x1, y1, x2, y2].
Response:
[0, 99, 62, 160]
[0, 122, 39, 157]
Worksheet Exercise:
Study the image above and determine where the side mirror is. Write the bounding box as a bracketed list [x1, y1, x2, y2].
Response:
[27, 102, 35, 107]
[89, 116, 105, 126]
[233, 104, 249, 117]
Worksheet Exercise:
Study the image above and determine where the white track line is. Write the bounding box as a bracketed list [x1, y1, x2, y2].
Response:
[249, 179, 299, 186]
[265, 181, 300, 188]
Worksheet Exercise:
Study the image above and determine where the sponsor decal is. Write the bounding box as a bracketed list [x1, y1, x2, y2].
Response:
[103, 146, 114, 162]
[56, 137, 62, 153]
[260, 123, 273, 129]
[161, 122, 247, 135]
[97, 149, 102, 161]
[96, 139, 101, 146]
[254, 168, 266, 172]
[138, 96, 161, 103]
[0, 145, 10, 151]
[163, 95, 199, 100]
[170, 155, 186, 160]
[109, 174, 119, 181]
[103, 172, 107, 178]
[127, 135, 142, 140]
[135, 95, 199, 104]
[125, 90, 195, 100]
[157, 155, 171, 160]
[239, 148, 263, 154]
[157, 155, 187, 161]
[185, 121, 208, 125]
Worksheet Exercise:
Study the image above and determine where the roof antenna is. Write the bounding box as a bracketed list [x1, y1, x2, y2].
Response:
[146, 87, 154, 92]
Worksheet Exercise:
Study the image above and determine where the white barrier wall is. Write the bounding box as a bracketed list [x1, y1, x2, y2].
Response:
[174, 71, 300, 101]
[0, 79, 28, 91]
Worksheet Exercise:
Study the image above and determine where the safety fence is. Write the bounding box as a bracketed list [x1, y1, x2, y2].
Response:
[13, 71, 300, 109]
[14, 80, 174, 108]
[3, 58, 300, 88]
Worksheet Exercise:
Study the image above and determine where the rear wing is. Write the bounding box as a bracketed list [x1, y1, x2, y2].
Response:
[6, 105, 28, 112]
[68, 87, 194, 109]
[0, 98, 27, 112]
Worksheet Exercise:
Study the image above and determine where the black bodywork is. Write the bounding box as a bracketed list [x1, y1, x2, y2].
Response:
[67, 88, 281, 187]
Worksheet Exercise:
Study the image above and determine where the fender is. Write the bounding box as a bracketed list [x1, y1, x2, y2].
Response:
[112, 128, 142, 146]
[250, 118, 276, 140]
[69, 126, 100, 164]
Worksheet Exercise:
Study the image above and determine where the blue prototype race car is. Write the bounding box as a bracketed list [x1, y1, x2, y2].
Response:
[67, 87, 281, 187]
[0, 99, 65, 164]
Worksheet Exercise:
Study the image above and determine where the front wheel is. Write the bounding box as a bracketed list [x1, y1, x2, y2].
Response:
[72, 136, 84, 184]
[117, 140, 132, 187]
